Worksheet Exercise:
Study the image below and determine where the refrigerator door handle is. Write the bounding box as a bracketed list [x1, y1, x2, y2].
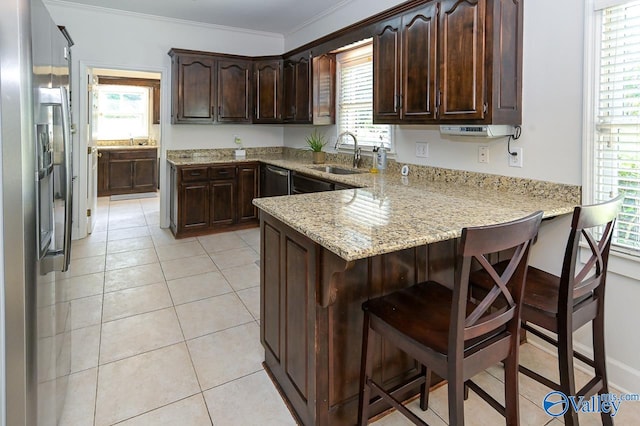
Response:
[39, 86, 72, 274]
[60, 86, 72, 272]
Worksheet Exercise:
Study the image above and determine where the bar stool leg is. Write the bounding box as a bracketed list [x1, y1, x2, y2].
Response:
[593, 306, 614, 426]
[358, 312, 375, 426]
[504, 349, 520, 426]
[447, 364, 465, 426]
[558, 322, 580, 426]
[419, 366, 431, 410]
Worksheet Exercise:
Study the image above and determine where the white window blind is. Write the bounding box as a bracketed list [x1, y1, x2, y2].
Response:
[337, 44, 392, 149]
[594, 0, 640, 252]
[96, 85, 150, 140]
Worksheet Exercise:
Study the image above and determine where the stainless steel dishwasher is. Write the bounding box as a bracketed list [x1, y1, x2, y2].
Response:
[261, 164, 291, 196]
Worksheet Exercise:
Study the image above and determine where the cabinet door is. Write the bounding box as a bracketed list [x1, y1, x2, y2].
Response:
[294, 56, 312, 123]
[373, 16, 401, 123]
[217, 59, 252, 123]
[97, 150, 109, 196]
[108, 160, 133, 192]
[180, 182, 210, 231]
[169, 165, 177, 232]
[439, 0, 486, 121]
[312, 54, 336, 125]
[254, 60, 282, 123]
[173, 55, 216, 123]
[282, 60, 296, 121]
[132, 158, 157, 192]
[283, 55, 312, 123]
[402, 4, 438, 121]
[210, 180, 236, 228]
[152, 84, 160, 124]
[237, 164, 259, 223]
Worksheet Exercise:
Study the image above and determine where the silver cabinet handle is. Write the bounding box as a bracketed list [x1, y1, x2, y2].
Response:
[266, 165, 290, 177]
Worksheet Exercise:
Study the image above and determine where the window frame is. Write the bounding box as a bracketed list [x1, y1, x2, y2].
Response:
[95, 84, 151, 140]
[583, 0, 640, 275]
[335, 42, 395, 154]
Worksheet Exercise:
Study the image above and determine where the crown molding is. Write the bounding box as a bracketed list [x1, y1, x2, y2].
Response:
[43, 0, 284, 40]
[284, 0, 357, 37]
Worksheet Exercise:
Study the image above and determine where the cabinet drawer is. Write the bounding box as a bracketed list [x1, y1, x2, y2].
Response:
[209, 166, 236, 180]
[108, 149, 157, 160]
[180, 167, 209, 182]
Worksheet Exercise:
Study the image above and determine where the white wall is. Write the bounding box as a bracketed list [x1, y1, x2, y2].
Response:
[285, 0, 640, 394]
[44, 0, 286, 234]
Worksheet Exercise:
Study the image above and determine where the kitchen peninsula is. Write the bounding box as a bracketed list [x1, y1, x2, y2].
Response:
[248, 150, 578, 425]
[167, 147, 578, 424]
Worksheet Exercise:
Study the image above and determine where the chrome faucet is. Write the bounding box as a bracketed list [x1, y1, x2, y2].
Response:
[335, 131, 361, 169]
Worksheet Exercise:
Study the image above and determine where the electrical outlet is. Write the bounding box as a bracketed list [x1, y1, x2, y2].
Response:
[415, 142, 429, 158]
[508, 147, 523, 168]
[478, 146, 489, 163]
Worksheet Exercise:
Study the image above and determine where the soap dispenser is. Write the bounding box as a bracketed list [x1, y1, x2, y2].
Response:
[376, 143, 387, 170]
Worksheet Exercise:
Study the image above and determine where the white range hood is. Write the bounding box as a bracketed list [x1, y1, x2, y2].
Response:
[439, 125, 515, 138]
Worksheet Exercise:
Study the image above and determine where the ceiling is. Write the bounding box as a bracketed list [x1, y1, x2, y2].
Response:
[58, 0, 354, 35]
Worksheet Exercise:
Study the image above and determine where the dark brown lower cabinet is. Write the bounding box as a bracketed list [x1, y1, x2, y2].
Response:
[180, 182, 209, 232]
[170, 162, 259, 238]
[210, 180, 235, 228]
[237, 165, 259, 223]
[260, 212, 455, 425]
[97, 148, 158, 196]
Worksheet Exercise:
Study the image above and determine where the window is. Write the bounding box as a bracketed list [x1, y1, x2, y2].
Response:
[336, 42, 392, 151]
[587, 0, 640, 254]
[96, 85, 149, 140]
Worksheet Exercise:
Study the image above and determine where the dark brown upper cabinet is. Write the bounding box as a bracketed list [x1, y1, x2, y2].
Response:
[254, 59, 282, 123]
[373, 0, 522, 125]
[169, 49, 252, 124]
[217, 59, 252, 123]
[373, 16, 402, 122]
[169, 51, 216, 123]
[283, 53, 312, 123]
[312, 53, 336, 125]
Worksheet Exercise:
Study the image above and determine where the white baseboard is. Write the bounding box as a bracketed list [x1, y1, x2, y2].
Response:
[527, 334, 640, 395]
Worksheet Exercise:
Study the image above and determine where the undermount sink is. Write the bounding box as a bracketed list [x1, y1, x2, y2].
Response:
[309, 165, 366, 175]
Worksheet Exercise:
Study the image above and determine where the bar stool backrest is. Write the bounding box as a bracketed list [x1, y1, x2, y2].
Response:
[559, 195, 624, 316]
[450, 211, 543, 352]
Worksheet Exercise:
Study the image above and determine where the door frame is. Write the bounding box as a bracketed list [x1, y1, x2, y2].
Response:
[75, 61, 168, 240]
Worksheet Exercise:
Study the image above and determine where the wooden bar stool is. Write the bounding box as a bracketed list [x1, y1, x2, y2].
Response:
[470, 195, 623, 425]
[357, 211, 543, 426]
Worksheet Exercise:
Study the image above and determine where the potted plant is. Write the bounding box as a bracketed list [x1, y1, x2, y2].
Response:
[306, 129, 327, 164]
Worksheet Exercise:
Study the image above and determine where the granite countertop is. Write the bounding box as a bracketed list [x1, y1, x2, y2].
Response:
[167, 148, 577, 261]
[98, 145, 158, 150]
[253, 176, 574, 261]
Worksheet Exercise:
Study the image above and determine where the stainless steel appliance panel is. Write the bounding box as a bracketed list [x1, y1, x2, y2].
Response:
[0, 0, 74, 424]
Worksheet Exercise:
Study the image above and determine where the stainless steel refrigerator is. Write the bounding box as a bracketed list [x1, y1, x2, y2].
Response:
[1, 0, 74, 424]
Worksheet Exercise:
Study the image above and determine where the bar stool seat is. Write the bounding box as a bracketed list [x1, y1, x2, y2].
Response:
[363, 281, 506, 356]
[357, 211, 543, 426]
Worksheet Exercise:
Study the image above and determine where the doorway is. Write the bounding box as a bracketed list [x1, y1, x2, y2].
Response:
[85, 67, 162, 236]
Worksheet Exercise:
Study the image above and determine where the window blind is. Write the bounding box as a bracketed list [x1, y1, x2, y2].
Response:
[595, 0, 640, 251]
[337, 45, 391, 149]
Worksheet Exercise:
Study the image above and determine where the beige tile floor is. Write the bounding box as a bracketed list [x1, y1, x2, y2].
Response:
[59, 196, 640, 425]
